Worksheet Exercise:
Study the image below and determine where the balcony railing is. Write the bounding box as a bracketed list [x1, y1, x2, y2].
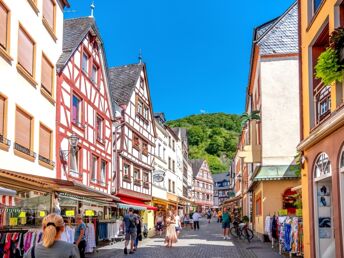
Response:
[0, 134, 11, 146]
[39, 155, 55, 167]
[14, 142, 36, 159]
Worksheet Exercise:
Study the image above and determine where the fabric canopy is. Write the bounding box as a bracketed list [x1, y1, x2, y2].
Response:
[119, 196, 158, 211]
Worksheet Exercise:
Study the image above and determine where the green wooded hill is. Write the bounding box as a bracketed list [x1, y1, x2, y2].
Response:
[166, 113, 241, 174]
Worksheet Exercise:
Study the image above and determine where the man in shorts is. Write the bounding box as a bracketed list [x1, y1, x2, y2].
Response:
[222, 207, 231, 240]
[122, 207, 138, 254]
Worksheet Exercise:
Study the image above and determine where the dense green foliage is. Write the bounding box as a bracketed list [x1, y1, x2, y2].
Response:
[166, 113, 241, 174]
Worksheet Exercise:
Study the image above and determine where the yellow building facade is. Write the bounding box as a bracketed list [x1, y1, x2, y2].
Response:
[299, 0, 344, 257]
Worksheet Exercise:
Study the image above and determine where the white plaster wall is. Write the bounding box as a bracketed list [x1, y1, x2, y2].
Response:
[0, 0, 64, 177]
[260, 58, 300, 166]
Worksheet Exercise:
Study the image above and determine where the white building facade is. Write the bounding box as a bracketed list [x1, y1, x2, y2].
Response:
[0, 0, 69, 178]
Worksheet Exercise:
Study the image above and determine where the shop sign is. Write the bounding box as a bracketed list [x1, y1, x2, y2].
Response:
[10, 218, 18, 226]
[65, 210, 75, 217]
[19, 211, 26, 218]
[39, 211, 46, 217]
[153, 170, 165, 183]
[85, 210, 95, 216]
[278, 209, 288, 216]
[296, 209, 302, 217]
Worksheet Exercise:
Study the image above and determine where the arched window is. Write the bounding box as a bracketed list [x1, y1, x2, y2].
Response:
[314, 152, 331, 178]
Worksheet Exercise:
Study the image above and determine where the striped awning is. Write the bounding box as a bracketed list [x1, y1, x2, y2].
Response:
[0, 187, 16, 207]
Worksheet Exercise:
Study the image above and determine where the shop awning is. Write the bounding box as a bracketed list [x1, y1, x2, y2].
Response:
[254, 165, 300, 181]
[120, 197, 158, 211]
[222, 195, 242, 205]
[0, 169, 120, 204]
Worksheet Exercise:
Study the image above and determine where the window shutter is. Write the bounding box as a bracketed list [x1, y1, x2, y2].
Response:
[41, 56, 53, 94]
[39, 125, 51, 159]
[43, 0, 54, 29]
[18, 28, 34, 75]
[15, 109, 31, 148]
[0, 3, 7, 49]
[0, 96, 4, 135]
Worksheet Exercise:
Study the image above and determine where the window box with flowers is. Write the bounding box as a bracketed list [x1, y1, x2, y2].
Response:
[134, 179, 141, 186]
[123, 175, 131, 183]
[143, 181, 150, 189]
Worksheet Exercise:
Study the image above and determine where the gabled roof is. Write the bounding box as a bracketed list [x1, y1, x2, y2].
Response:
[57, 17, 103, 71]
[107, 64, 144, 109]
[254, 17, 279, 41]
[212, 172, 229, 183]
[190, 159, 205, 177]
[256, 2, 298, 55]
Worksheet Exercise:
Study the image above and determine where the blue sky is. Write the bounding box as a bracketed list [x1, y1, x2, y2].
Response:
[65, 0, 295, 120]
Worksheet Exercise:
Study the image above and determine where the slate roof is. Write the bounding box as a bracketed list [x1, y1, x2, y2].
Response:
[172, 127, 188, 143]
[107, 64, 144, 110]
[257, 2, 298, 55]
[212, 172, 229, 183]
[255, 17, 279, 40]
[57, 17, 102, 71]
[190, 159, 204, 177]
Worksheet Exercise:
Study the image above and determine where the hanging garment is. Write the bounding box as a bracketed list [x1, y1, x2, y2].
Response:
[291, 217, 299, 253]
[264, 216, 271, 234]
[284, 222, 292, 252]
[85, 223, 96, 253]
[271, 216, 278, 239]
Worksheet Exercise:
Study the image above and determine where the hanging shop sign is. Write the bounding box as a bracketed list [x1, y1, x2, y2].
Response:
[153, 170, 165, 183]
[85, 210, 95, 216]
[65, 210, 75, 217]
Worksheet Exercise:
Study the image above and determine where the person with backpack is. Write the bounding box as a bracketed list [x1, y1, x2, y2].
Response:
[122, 207, 139, 255]
[24, 213, 80, 258]
[133, 210, 142, 251]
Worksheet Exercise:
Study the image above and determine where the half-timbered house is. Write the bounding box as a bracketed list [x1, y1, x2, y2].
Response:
[108, 63, 156, 208]
[56, 17, 114, 195]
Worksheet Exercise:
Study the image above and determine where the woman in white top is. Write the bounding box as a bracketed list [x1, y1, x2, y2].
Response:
[174, 212, 182, 237]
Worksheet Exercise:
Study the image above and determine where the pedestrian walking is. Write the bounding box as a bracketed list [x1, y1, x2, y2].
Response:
[24, 213, 80, 258]
[207, 209, 212, 223]
[175, 211, 182, 237]
[222, 208, 231, 240]
[217, 210, 222, 223]
[164, 211, 177, 248]
[155, 212, 164, 236]
[133, 210, 142, 251]
[183, 214, 190, 229]
[74, 214, 87, 258]
[192, 210, 201, 230]
[122, 207, 139, 255]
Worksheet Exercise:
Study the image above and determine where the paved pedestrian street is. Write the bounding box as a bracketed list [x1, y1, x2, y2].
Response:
[86, 219, 282, 258]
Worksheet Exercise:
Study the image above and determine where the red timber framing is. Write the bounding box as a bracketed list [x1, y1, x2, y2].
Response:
[115, 65, 156, 202]
[56, 30, 113, 194]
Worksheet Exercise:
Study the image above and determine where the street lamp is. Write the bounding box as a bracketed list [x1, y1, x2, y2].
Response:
[59, 133, 79, 161]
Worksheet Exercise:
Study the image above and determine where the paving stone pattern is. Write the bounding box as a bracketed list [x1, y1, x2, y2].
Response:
[86, 219, 283, 258]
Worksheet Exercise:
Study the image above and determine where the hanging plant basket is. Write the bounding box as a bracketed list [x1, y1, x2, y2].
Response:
[330, 27, 344, 62]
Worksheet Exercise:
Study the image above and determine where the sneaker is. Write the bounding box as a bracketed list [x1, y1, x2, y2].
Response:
[223, 236, 227, 240]
[124, 247, 128, 255]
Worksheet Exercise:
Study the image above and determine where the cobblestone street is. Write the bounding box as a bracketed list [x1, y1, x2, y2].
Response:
[86, 219, 282, 258]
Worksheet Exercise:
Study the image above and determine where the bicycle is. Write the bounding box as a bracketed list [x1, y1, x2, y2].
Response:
[230, 222, 254, 242]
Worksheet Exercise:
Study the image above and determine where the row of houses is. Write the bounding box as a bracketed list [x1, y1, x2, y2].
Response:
[0, 0, 214, 243]
[224, 1, 344, 257]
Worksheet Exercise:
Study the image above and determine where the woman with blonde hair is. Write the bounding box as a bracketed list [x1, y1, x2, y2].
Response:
[24, 213, 80, 258]
[164, 210, 177, 248]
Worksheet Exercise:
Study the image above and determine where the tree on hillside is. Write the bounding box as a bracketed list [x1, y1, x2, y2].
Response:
[187, 126, 207, 145]
[205, 136, 223, 155]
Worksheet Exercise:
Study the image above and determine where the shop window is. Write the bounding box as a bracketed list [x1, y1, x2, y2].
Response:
[18, 26, 35, 77]
[100, 160, 106, 185]
[91, 155, 98, 182]
[72, 95, 82, 126]
[15, 107, 35, 159]
[39, 124, 53, 166]
[314, 152, 334, 257]
[0, 2, 9, 53]
[41, 54, 53, 96]
[255, 193, 262, 216]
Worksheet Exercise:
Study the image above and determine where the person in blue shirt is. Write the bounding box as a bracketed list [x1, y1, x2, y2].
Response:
[74, 214, 86, 258]
[122, 207, 139, 255]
